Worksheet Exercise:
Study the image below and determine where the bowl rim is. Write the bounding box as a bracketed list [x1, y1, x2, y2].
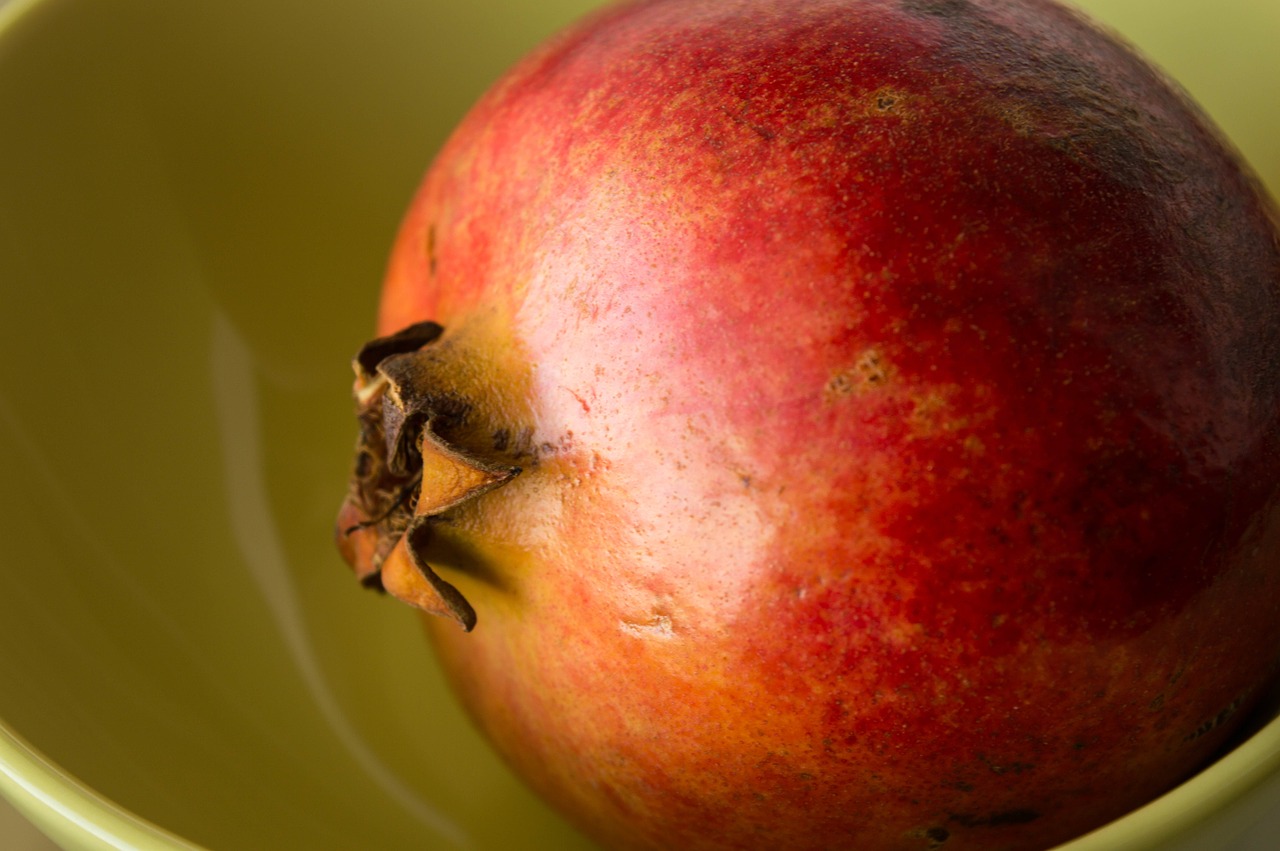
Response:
[0, 722, 203, 851]
[1055, 703, 1280, 850]
[3, 680, 1278, 851]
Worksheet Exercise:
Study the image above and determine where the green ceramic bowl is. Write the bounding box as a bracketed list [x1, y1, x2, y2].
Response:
[0, 0, 1277, 848]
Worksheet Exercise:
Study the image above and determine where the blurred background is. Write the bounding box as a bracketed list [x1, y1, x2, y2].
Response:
[1074, 0, 1279, 197]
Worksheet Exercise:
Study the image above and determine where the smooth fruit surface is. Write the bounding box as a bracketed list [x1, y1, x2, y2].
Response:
[338, 0, 1280, 848]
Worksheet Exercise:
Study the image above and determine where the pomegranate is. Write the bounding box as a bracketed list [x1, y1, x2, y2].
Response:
[336, 0, 1280, 848]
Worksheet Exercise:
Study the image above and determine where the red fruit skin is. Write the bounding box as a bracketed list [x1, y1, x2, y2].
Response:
[371, 0, 1280, 848]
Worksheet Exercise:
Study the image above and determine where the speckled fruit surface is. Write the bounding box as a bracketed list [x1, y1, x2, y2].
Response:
[333, 1, 1280, 850]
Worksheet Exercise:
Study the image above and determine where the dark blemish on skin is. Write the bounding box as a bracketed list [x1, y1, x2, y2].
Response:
[721, 104, 776, 141]
[493, 428, 510, 452]
[858, 351, 888, 385]
[426, 224, 438, 276]
[826, 349, 891, 398]
[827, 373, 855, 396]
[978, 754, 1035, 775]
[926, 826, 950, 846]
[877, 94, 897, 111]
[1184, 696, 1244, 742]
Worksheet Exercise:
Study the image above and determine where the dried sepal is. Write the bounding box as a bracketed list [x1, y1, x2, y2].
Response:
[354, 320, 444, 381]
[378, 517, 477, 631]
[415, 425, 520, 517]
[335, 323, 520, 630]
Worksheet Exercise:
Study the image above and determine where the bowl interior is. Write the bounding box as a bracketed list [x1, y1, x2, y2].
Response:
[0, 0, 601, 847]
[0, 0, 1277, 849]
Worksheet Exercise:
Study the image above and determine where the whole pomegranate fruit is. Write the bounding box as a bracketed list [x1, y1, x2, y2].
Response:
[336, 0, 1280, 848]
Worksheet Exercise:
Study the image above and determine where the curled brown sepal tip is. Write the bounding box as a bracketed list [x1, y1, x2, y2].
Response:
[379, 517, 478, 631]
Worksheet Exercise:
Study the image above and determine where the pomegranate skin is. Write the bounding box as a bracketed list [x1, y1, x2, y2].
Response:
[352, 0, 1280, 848]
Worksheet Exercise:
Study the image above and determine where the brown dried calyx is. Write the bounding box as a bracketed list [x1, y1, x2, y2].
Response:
[335, 321, 520, 631]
